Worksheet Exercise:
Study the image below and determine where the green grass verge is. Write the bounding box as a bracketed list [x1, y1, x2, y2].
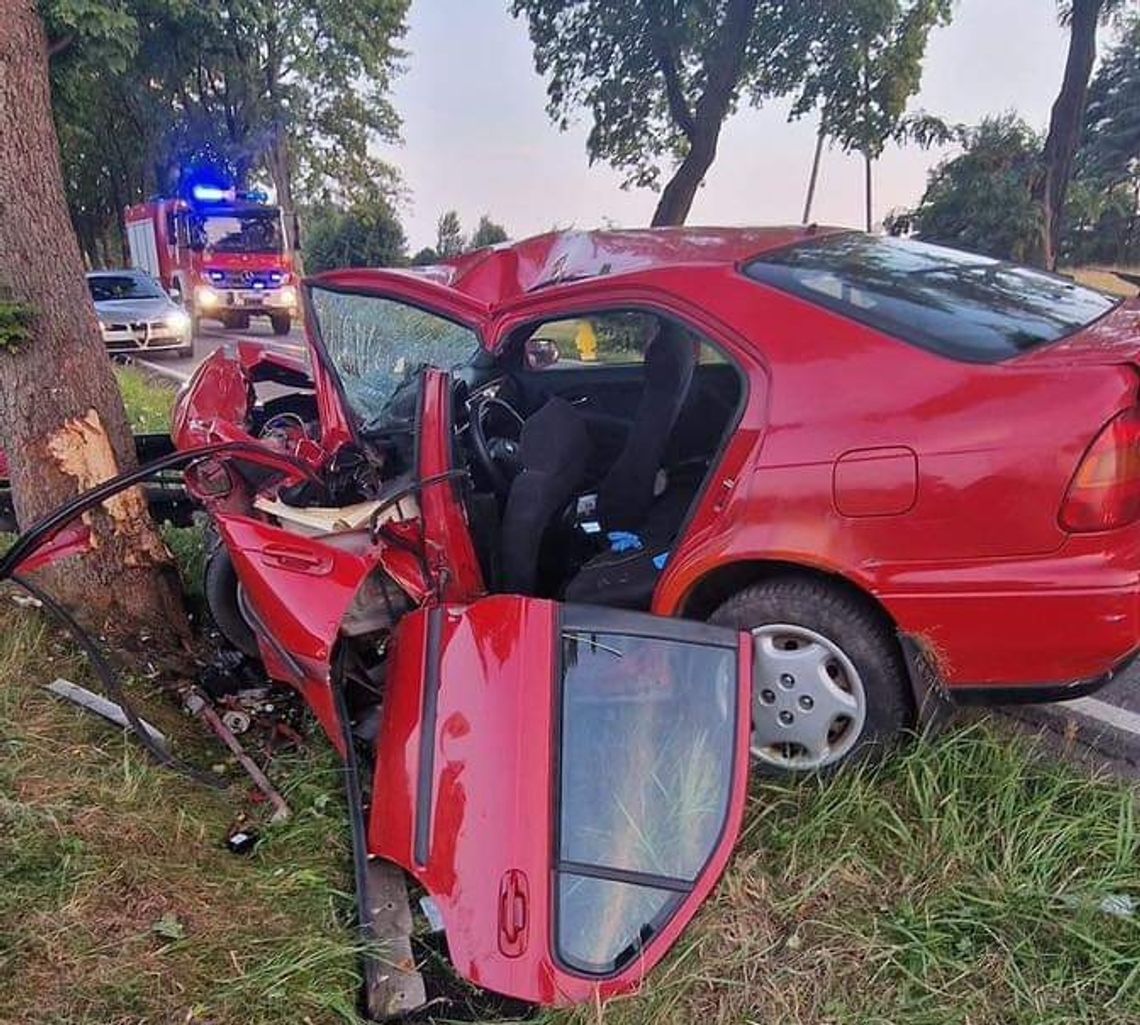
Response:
[115, 365, 176, 434]
[544, 727, 1140, 1025]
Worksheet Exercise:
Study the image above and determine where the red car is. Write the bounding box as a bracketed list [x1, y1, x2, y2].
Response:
[9, 227, 1139, 1011]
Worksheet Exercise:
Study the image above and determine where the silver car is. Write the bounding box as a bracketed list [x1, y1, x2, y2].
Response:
[87, 269, 193, 357]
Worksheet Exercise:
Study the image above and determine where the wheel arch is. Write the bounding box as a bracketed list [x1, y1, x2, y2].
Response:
[677, 558, 946, 723]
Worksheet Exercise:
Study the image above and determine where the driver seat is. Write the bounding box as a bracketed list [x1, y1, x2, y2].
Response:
[595, 322, 697, 530]
[498, 396, 592, 595]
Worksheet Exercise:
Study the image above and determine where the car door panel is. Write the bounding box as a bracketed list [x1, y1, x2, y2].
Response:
[370, 594, 752, 1005]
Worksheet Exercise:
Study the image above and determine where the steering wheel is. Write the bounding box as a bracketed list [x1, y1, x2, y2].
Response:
[468, 393, 525, 497]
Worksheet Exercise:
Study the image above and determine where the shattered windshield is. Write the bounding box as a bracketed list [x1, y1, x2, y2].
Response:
[309, 287, 479, 430]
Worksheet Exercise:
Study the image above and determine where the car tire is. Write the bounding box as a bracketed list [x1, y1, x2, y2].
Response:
[204, 547, 261, 659]
[710, 574, 913, 774]
[223, 313, 250, 331]
[270, 313, 291, 336]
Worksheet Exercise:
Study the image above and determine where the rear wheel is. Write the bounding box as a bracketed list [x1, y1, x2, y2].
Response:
[270, 313, 291, 336]
[710, 575, 912, 774]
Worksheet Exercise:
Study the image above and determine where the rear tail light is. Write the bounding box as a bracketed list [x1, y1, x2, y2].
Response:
[1060, 408, 1140, 531]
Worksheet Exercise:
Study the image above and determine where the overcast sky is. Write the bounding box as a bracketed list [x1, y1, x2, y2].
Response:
[378, 0, 1075, 251]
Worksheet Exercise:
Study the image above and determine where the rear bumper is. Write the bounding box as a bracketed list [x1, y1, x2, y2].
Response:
[879, 532, 1140, 691]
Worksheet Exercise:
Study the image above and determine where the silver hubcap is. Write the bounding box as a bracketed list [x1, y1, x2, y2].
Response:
[751, 624, 866, 771]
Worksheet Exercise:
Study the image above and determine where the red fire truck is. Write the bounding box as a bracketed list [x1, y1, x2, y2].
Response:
[124, 186, 298, 336]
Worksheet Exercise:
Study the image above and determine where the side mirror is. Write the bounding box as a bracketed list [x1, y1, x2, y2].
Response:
[525, 336, 560, 370]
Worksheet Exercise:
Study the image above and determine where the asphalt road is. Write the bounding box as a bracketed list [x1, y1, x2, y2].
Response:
[133, 317, 308, 383]
[134, 325, 1140, 777]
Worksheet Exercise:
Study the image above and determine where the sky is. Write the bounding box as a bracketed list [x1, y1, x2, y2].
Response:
[377, 0, 1075, 252]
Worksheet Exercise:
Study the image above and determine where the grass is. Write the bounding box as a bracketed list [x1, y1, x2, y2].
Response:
[544, 728, 1140, 1025]
[3, 580, 1138, 1025]
[114, 365, 176, 434]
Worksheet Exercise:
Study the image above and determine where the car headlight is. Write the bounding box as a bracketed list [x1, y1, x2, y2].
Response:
[278, 285, 297, 307]
[195, 285, 220, 308]
[165, 309, 191, 333]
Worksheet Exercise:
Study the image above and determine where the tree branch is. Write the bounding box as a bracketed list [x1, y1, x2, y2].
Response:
[644, 0, 697, 141]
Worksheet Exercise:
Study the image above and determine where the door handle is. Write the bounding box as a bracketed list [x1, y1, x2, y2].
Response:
[259, 543, 332, 574]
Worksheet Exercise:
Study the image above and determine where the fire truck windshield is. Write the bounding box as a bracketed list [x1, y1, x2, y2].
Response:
[193, 211, 284, 254]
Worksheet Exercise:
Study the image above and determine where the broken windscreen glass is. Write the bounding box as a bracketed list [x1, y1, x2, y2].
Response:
[309, 288, 479, 430]
[555, 623, 738, 975]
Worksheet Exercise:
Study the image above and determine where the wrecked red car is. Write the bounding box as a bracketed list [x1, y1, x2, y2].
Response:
[7, 226, 1140, 1013]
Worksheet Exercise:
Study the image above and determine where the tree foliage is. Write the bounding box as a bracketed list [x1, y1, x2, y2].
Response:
[513, 0, 810, 225]
[789, 0, 953, 161]
[886, 115, 1043, 262]
[513, 0, 950, 226]
[302, 192, 408, 273]
[470, 214, 509, 249]
[43, 0, 410, 265]
[435, 210, 465, 258]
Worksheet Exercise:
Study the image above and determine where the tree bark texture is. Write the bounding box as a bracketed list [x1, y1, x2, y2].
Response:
[0, 0, 188, 644]
[1030, 0, 1103, 269]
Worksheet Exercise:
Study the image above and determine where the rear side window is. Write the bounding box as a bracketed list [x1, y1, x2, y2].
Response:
[745, 234, 1119, 363]
[555, 618, 738, 976]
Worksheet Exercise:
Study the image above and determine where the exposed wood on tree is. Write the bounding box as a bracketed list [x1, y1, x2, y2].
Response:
[0, 0, 188, 645]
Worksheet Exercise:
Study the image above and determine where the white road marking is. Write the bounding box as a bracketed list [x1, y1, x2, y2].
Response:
[1060, 696, 1140, 737]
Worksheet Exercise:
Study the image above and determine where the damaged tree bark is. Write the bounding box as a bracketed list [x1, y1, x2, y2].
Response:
[0, 0, 188, 645]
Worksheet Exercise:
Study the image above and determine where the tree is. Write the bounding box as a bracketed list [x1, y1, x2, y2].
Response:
[303, 193, 408, 273]
[469, 214, 509, 249]
[0, 0, 186, 640]
[1079, 13, 1140, 189]
[435, 210, 466, 258]
[790, 0, 954, 229]
[513, 0, 825, 226]
[886, 115, 1043, 261]
[1067, 14, 1140, 263]
[47, 0, 410, 265]
[1029, 0, 1129, 269]
[410, 246, 439, 266]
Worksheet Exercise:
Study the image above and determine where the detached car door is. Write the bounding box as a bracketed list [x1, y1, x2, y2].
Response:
[370, 594, 752, 1005]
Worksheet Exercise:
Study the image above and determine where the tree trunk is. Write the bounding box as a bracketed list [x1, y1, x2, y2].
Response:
[650, 0, 759, 227]
[266, 126, 304, 274]
[1030, 0, 1103, 269]
[651, 129, 721, 227]
[802, 123, 826, 224]
[0, 0, 188, 645]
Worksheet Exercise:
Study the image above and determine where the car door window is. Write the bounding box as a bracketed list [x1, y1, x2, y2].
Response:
[556, 615, 739, 975]
[309, 288, 480, 428]
[524, 311, 719, 371]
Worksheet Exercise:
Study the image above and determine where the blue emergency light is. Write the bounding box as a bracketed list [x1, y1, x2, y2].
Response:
[191, 184, 229, 203]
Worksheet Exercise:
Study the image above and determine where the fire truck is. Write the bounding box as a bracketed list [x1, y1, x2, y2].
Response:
[124, 185, 298, 336]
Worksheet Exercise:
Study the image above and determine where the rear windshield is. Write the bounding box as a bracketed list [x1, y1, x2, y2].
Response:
[744, 234, 1119, 363]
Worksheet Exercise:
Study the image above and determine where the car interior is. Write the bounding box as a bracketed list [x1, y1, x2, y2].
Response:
[453, 309, 745, 609]
[262, 299, 745, 612]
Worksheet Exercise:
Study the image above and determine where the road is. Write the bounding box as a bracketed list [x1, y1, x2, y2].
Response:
[135, 325, 1140, 777]
[133, 317, 308, 382]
